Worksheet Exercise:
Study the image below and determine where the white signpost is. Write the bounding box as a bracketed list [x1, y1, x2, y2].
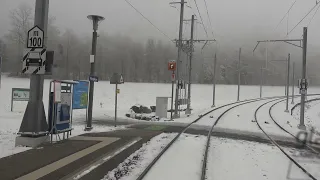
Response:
[110, 73, 124, 127]
[22, 26, 46, 74]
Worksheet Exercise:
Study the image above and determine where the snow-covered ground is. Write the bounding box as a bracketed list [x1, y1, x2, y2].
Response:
[0, 76, 130, 158]
[195, 95, 320, 139]
[292, 98, 320, 132]
[195, 98, 291, 136]
[103, 134, 320, 180]
[3, 76, 319, 124]
[254, 99, 296, 137]
[142, 134, 206, 180]
[1, 76, 320, 179]
[207, 137, 320, 180]
[195, 99, 276, 130]
[103, 133, 177, 180]
[104, 133, 207, 180]
[100, 95, 320, 180]
[272, 97, 320, 142]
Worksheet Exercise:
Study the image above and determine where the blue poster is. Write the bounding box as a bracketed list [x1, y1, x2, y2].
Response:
[72, 81, 89, 109]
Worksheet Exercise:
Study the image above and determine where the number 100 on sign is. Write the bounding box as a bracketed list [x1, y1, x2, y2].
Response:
[29, 37, 42, 48]
[27, 26, 44, 48]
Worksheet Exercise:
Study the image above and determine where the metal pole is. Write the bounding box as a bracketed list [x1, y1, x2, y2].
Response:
[284, 79, 286, 95]
[86, 19, 98, 130]
[212, 53, 217, 107]
[285, 59, 287, 96]
[260, 67, 263, 98]
[291, 62, 295, 104]
[178, 84, 181, 117]
[184, 80, 187, 104]
[237, 48, 241, 101]
[285, 54, 290, 112]
[51, 103, 54, 143]
[170, 72, 174, 120]
[66, 38, 70, 79]
[49, 81, 53, 143]
[265, 43, 268, 85]
[174, 0, 185, 118]
[115, 83, 118, 127]
[0, 56, 2, 89]
[265, 43, 268, 69]
[19, 0, 49, 134]
[186, 15, 194, 115]
[299, 27, 307, 130]
[11, 89, 13, 112]
[285, 80, 287, 95]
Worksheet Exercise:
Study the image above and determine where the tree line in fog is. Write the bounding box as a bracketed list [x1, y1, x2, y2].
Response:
[1, 3, 320, 85]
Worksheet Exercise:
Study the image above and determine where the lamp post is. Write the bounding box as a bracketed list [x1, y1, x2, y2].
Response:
[86, 15, 104, 130]
[0, 56, 2, 88]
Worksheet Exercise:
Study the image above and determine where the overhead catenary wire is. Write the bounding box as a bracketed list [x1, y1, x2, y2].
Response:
[266, 1, 318, 70]
[203, 0, 215, 38]
[266, 1, 296, 54]
[186, 4, 199, 17]
[194, 0, 217, 63]
[193, 0, 208, 38]
[287, 8, 290, 35]
[274, 0, 297, 31]
[262, 0, 296, 70]
[307, 2, 320, 27]
[288, 2, 320, 35]
[169, 0, 177, 9]
[123, 0, 173, 42]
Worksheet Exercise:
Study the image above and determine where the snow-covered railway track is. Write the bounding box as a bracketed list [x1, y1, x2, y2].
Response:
[291, 97, 320, 115]
[136, 95, 285, 180]
[269, 97, 320, 154]
[200, 96, 287, 179]
[254, 98, 318, 180]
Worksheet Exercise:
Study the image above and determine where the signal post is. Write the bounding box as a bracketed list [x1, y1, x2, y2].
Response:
[168, 60, 176, 120]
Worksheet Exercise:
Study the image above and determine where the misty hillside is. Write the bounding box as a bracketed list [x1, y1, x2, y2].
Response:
[1, 2, 320, 85]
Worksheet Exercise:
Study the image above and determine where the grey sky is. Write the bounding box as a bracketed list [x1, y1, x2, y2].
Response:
[1, 0, 320, 54]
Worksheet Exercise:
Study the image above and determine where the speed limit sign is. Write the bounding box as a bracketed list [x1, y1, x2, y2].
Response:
[22, 25, 46, 74]
[27, 26, 44, 49]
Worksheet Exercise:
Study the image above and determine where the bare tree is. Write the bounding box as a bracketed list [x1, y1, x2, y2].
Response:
[4, 3, 33, 74]
[6, 3, 33, 46]
[0, 39, 7, 70]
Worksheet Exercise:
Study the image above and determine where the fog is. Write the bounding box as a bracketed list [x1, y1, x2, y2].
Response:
[1, 0, 320, 49]
[1, 0, 320, 84]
